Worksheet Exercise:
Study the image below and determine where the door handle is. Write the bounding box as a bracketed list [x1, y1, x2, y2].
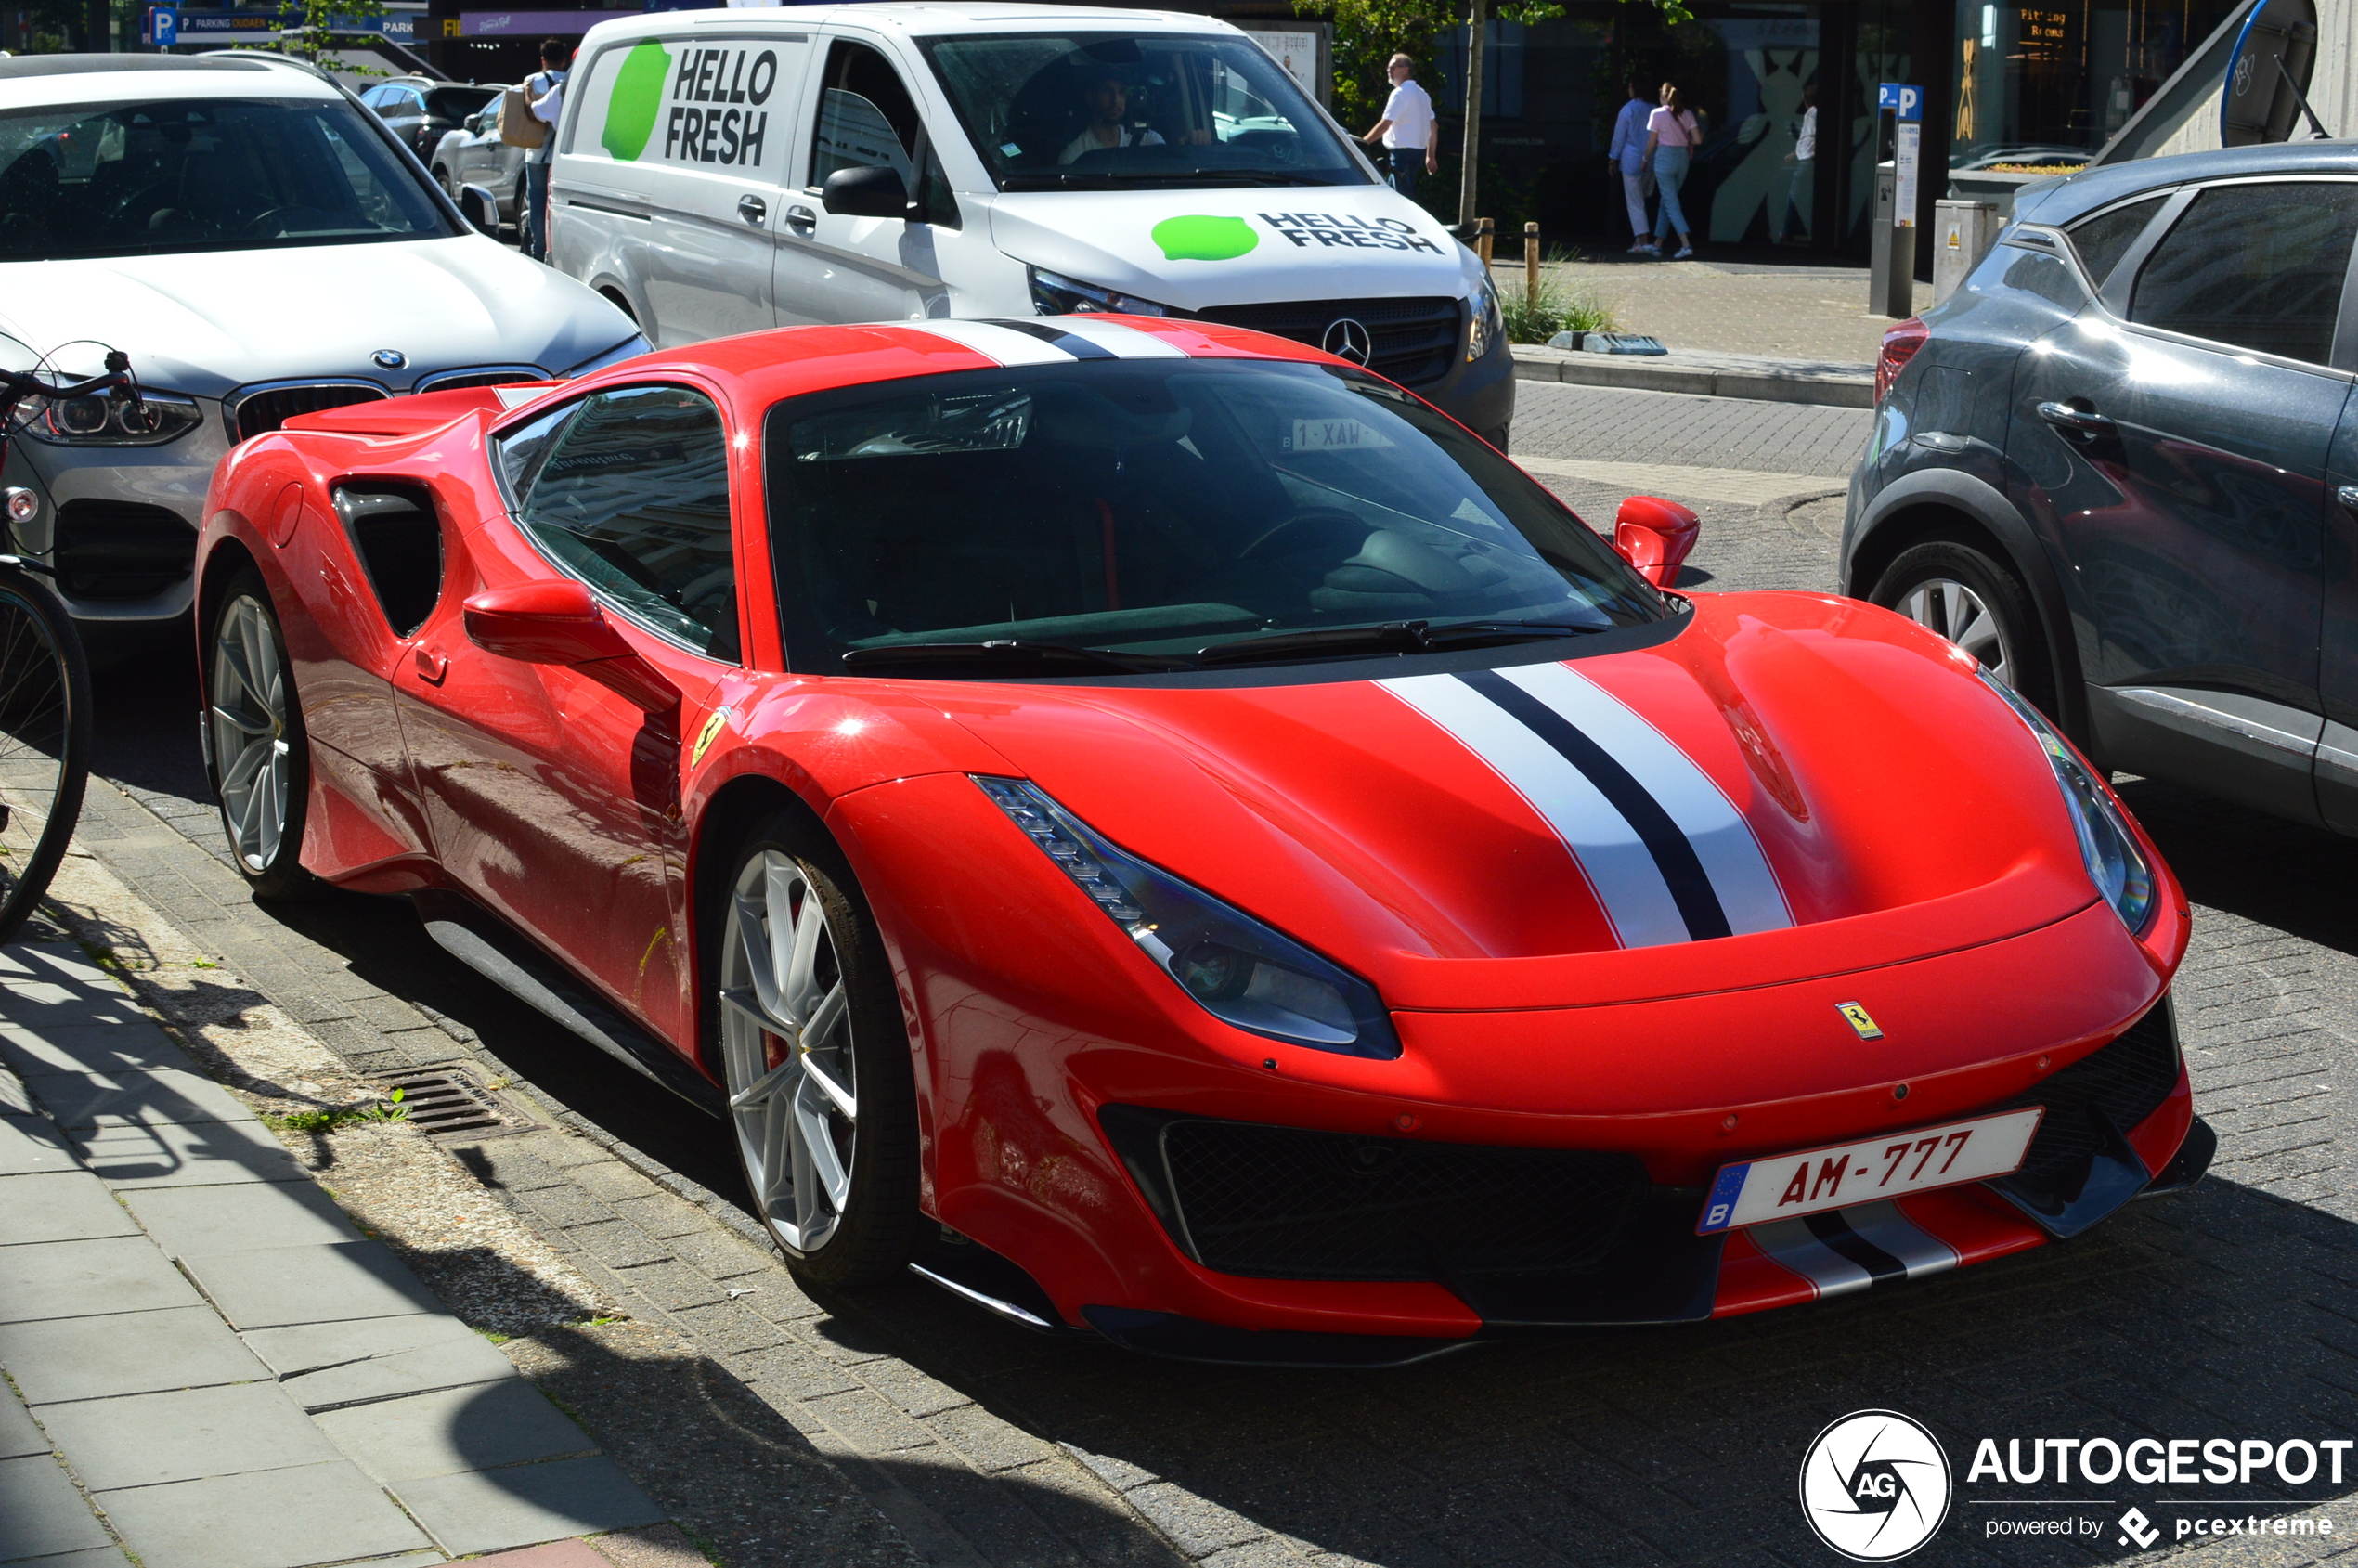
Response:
[737, 194, 767, 226]
[2339, 485, 2358, 512]
[784, 204, 817, 232]
[2036, 400, 2117, 439]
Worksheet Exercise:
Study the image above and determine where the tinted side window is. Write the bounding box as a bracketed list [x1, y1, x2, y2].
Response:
[2000, 250, 2085, 313]
[2066, 194, 2166, 290]
[2129, 182, 2358, 364]
[810, 41, 957, 226]
[512, 386, 740, 661]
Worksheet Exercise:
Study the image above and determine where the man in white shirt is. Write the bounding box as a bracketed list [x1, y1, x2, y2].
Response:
[1359, 54, 1435, 199]
[1771, 82, 1817, 246]
[1057, 71, 1165, 165]
[1604, 78, 1652, 253]
[525, 38, 569, 263]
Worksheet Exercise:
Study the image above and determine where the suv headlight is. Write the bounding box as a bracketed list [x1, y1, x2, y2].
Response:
[975, 776, 1401, 1058]
[1982, 674, 2156, 933]
[1027, 266, 1175, 318]
[1466, 269, 1503, 363]
[18, 391, 203, 447]
[562, 334, 652, 377]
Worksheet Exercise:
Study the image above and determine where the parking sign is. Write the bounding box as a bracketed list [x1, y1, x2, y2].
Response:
[145, 5, 177, 45]
[1877, 82, 1924, 122]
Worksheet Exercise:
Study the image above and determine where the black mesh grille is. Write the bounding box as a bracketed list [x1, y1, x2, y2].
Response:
[234, 383, 387, 442]
[53, 500, 192, 601]
[1153, 1117, 1649, 1281]
[1193, 297, 1463, 388]
[415, 369, 542, 394]
[2004, 1001, 2181, 1185]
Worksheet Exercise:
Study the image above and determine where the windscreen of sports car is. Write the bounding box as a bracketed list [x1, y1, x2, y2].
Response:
[764, 358, 1665, 676]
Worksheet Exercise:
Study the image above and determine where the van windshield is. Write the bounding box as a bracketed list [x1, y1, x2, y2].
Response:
[0, 97, 452, 260]
[917, 32, 1372, 191]
[765, 358, 1665, 679]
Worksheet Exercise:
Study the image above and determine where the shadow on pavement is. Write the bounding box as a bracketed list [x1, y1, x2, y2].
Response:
[2120, 777, 2358, 963]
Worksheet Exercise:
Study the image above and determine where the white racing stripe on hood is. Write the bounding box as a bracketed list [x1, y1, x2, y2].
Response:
[1493, 663, 1791, 936]
[896, 319, 1079, 366]
[1038, 317, 1189, 358]
[1378, 672, 1679, 947]
[896, 317, 1189, 366]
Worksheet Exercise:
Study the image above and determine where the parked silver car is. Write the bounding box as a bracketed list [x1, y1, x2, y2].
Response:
[430, 91, 529, 229]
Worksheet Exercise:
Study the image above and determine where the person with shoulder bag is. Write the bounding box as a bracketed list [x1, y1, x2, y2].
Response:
[508, 38, 568, 262]
[1643, 82, 1700, 260]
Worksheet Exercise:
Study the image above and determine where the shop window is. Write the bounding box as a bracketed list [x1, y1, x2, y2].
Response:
[2129, 181, 2358, 366]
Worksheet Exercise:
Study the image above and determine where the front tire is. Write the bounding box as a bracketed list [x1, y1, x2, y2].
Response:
[206, 572, 318, 900]
[711, 815, 919, 1288]
[1870, 539, 2054, 713]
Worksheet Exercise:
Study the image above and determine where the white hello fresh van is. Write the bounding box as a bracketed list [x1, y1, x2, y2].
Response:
[545, 2, 1514, 443]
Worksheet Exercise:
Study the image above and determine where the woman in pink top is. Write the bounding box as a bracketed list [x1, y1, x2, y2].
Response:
[1642, 84, 1701, 259]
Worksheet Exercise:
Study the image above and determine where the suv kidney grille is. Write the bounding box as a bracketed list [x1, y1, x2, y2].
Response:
[233, 384, 388, 443]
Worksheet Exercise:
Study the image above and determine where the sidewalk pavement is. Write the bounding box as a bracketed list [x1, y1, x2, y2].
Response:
[0, 940, 683, 1568]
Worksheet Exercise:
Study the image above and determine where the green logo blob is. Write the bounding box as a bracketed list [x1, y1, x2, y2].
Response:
[1152, 214, 1258, 262]
[601, 39, 671, 162]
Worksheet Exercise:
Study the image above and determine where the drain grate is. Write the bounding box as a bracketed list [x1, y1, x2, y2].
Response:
[371, 1063, 535, 1140]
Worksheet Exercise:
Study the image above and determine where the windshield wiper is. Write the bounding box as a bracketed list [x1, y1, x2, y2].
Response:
[1192, 620, 1602, 667]
[840, 639, 1190, 676]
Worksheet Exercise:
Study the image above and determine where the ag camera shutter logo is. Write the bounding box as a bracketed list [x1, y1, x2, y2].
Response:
[1799, 1410, 1951, 1561]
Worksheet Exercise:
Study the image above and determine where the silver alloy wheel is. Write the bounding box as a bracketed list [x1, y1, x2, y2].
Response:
[719, 849, 858, 1252]
[210, 594, 290, 873]
[1899, 577, 2012, 687]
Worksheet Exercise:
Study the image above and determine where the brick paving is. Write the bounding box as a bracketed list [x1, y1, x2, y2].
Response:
[39, 382, 2358, 1567]
[1499, 253, 1935, 364]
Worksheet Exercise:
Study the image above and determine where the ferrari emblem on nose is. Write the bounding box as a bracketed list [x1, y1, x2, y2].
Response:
[1836, 1002, 1884, 1041]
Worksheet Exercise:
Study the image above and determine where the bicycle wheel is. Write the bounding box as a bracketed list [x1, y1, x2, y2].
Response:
[0, 567, 90, 944]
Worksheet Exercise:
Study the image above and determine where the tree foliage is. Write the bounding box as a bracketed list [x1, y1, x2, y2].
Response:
[272, 0, 386, 71]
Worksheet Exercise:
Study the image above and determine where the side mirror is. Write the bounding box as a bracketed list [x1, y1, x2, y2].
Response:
[1613, 495, 1701, 591]
[459, 182, 500, 235]
[822, 163, 910, 219]
[463, 579, 680, 711]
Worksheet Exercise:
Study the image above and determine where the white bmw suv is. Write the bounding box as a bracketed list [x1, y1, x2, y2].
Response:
[0, 51, 645, 629]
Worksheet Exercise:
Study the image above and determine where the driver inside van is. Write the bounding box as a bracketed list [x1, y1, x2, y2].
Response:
[1056, 70, 1164, 163]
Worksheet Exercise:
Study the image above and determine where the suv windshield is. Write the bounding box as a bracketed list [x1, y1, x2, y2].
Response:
[766, 358, 1664, 677]
[918, 32, 1370, 190]
[0, 97, 452, 260]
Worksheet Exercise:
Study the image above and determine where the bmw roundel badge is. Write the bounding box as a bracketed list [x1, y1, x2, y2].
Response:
[372, 349, 408, 371]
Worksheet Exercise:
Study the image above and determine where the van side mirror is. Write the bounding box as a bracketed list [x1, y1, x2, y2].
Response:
[1612, 495, 1701, 590]
[459, 183, 500, 236]
[822, 164, 910, 219]
[463, 579, 680, 711]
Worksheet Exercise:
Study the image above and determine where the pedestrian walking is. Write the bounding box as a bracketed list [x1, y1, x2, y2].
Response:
[1771, 82, 1817, 246]
[1360, 54, 1437, 200]
[1644, 82, 1700, 260]
[525, 38, 569, 263]
[1606, 77, 1654, 253]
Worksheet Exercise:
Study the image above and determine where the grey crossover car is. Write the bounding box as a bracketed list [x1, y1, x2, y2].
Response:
[1846, 142, 2358, 836]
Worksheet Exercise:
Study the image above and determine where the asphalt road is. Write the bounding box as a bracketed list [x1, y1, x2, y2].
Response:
[83, 381, 2358, 1566]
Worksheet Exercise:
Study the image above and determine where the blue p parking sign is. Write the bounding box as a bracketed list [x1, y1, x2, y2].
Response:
[145, 6, 177, 45]
[1877, 82, 1924, 121]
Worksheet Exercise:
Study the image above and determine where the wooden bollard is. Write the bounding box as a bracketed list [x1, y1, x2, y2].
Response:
[1477, 215, 1494, 266]
[1524, 221, 1540, 300]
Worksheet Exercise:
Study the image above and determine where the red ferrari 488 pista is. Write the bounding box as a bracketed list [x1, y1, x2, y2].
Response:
[195, 315, 2208, 1364]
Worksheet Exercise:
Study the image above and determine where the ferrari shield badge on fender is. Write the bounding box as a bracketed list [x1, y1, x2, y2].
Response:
[692, 707, 730, 768]
[1838, 1002, 1884, 1041]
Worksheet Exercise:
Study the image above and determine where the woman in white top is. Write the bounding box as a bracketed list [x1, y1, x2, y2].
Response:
[1642, 83, 1701, 260]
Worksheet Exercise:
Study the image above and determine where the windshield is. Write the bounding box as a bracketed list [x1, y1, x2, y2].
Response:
[0, 97, 452, 261]
[917, 32, 1371, 191]
[424, 87, 498, 122]
[765, 358, 1664, 677]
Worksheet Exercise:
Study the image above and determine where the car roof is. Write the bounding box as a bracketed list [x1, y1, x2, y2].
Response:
[0, 52, 343, 108]
[577, 3, 1238, 48]
[2018, 139, 2358, 226]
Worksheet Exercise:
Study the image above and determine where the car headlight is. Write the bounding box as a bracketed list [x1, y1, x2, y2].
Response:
[1027, 266, 1175, 318]
[1982, 674, 2156, 933]
[1466, 269, 1503, 363]
[17, 390, 202, 447]
[975, 775, 1401, 1058]
[561, 334, 653, 377]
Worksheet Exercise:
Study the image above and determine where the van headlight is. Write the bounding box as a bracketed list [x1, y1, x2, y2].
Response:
[19, 391, 202, 447]
[1981, 674, 2156, 933]
[1027, 266, 1175, 318]
[1466, 270, 1503, 363]
[975, 775, 1401, 1058]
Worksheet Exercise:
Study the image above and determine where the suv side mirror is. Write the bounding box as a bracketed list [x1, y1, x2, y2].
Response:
[1613, 495, 1701, 590]
[463, 580, 680, 711]
[459, 182, 500, 235]
[822, 164, 909, 219]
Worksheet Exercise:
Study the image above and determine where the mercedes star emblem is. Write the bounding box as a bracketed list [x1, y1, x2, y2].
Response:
[1321, 317, 1374, 366]
[372, 349, 408, 371]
